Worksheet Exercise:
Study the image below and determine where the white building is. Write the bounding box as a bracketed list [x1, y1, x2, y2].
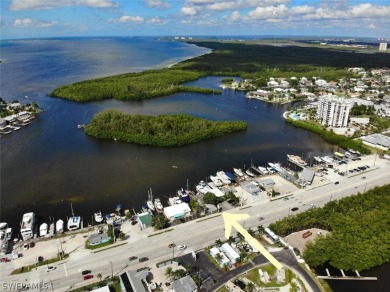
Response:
[163, 203, 191, 221]
[316, 95, 352, 127]
[379, 43, 387, 51]
[220, 243, 240, 264]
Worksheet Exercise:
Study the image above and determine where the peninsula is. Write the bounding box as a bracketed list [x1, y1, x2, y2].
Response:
[85, 110, 247, 146]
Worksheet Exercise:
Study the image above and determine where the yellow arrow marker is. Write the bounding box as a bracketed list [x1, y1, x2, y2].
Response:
[222, 212, 283, 270]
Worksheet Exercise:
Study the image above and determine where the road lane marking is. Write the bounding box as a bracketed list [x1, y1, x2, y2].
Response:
[64, 264, 68, 277]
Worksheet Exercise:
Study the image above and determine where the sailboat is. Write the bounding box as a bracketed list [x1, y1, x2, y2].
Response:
[40, 223, 48, 237]
[146, 189, 155, 211]
[56, 219, 64, 234]
[154, 198, 164, 213]
[67, 203, 81, 231]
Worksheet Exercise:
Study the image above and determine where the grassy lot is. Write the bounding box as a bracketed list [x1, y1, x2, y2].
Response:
[11, 253, 69, 275]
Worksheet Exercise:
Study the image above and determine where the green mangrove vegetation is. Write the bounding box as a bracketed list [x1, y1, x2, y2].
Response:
[285, 118, 371, 154]
[50, 69, 220, 102]
[269, 184, 390, 271]
[85, 110, 247, 146]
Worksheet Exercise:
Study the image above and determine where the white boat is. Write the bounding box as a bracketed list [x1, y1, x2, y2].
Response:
[0, 230, 8, 255]
[287, 154, 307, 168]
[20, 212, 36, 241]
[177, 188, 191, 203]
[168, 196, 182, 206]
[233, 168, 244, 177]
[196, 181, 212, 194]
[209, 175, 223, 186]
[5, 227, 12, 241]
[56, 219, 64, 234]
[67, 216, 81, 231]
[146, 189, 155, 211]
[154, 198, 164, 213]
[40, 223, 48, 237]
[94, 211, 104, 223]
[67, 204, 81, 231]
[216, 171, 231, 184]
[0, 222, 7, 230]
[257, 166, 269, 175]
[268, 162, 283, 173]
[245, 169, 255, 177]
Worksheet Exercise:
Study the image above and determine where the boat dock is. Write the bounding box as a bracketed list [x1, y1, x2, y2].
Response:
[317, 269, 377, 280]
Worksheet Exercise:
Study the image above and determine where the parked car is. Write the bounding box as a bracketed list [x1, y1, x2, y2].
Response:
[362, 176, 366, 180]
[131, 221, 138, 225]
[46, 266, 56, 272]
[177, 244, 187, 251]
[139, 257, 148, 262]
[334, 181, 339, 185]
[29, 241, 35, 248]
[291, 207, 299, 212]
[81, 270, 91, 275]
[128, 256, 137, 261]
[168, 243, 176, 248]
[83, 274, 93, 280]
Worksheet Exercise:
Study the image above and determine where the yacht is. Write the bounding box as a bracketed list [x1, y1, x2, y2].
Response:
[209, 175, 223, 187]
[146, 189, 155, 211]
[196, 181, 212, 194]
[154, 198, 164, 213]
[0, 222, 7, 230]
[0, 230, 8, 255]
[40, 223, 48, 237]
[287, 154, 307, 168]
[233, 168, 244, 177]
[56, 219, 64, 234]
[94, 211, 104, 223]
[268, 162, 283, 173]
[267, 167, 276, 174]
[216, 171, 231, 185]
[20, 212, 36, 241]
[67, 204, 81, 231]
[168, 196, 182, 206]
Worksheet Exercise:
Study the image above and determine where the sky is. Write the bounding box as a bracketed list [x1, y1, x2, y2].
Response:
[1, 0, 390, 40]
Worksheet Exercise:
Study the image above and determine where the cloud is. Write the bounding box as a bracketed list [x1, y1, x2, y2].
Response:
[14, 18, 58, 27]
[119, 15, 144, 23]
[147, 16, 166, 25]
[368, 23, 376, 29]
[10, 0, 119, 10]
[184, 0, 289, 11]
[145, 0, 170, 9]
[248, 4, 288, 20]
[290, 5, 315, 15]
[181, 6, 198, 16]
[230, 11, 242, 21]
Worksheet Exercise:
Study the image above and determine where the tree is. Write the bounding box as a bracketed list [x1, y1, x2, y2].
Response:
[247, 228, 255, 237]
[118, 232, 125, 240]
[257, 225, 264, 235]
[246, 282, 255, 292]
[189, 200, 200, 214]
[152, 214, 169, 230]
[227, 236, 235, 244]
[97, 273, 102, 283]
[164, 267, 173, 278]
[215, 239, 222, 247]
[215, 253, 222, 262]
[203, 192, 218, 205]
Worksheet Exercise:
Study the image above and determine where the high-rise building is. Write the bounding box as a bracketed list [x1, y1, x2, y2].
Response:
[317, 95, 353, 128]
[379, 43, 387, 51]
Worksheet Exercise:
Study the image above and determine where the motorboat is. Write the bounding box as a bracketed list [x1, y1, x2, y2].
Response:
[154, 198, 164, 213]
[94, 211, 104, 223]
[258, 166, 269, 175]
[233, 168, 244, 177]
[20, 212, 36, 241]
[287, 154, 307, 168]
[177, 188, 191, 203]
[56, 219, 64, 234]
[67, 216, 81, 231]
[40, 223, 48, 237]
[268, 162, 283, 173]
[5, 227, 12, 241]
[267, 167, 276, 174]
[209, 175, 223, 187]
[216, 171, 231, 184]
[168, 196, 182, 206]
[0, 222, 7, 231]
[116, 203, 123, 212]
[196, 181, 212, 194]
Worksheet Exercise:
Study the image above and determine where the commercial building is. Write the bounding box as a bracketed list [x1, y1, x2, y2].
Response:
[361, 134, 390, 151]
[316, 95, 352, 127]
[171, 275, 197, 292]
[379, 43, 387, 51]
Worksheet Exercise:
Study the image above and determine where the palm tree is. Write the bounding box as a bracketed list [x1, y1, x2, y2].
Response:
[97, 273, 102, 283]
[246, 282, 255, 292]
[215, 239, 222, 247]
[215, 253, 222, 262]
[257, 225, 264, 235]
[227, 236, 235, 244]
[248, 228, 255, 237]
[164, 267, 173, 278]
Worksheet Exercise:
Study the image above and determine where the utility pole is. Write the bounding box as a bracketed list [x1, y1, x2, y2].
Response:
[110, 261, 113, 281]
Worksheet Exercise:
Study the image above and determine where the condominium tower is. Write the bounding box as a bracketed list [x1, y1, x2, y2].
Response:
[317, 95, 352, 128]
[379, 43, 387, 51]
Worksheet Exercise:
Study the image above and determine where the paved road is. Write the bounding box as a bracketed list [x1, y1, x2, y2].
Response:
[1, 157, 389, 291]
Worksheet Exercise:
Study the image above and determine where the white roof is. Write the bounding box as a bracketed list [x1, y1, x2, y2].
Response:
[221, 243, 240, 261]
[163, 203, 191, 218]
[92, 286, 110, 292]
[209, 188, 225, 197]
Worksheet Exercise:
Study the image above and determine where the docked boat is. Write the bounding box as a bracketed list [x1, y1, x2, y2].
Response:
[257, 166, 269, 175]
[196, 181, 212, 194]
[287, 154, 307, 168]
[177, 188, 191, 203]
[146, 189, 155, 211]
[209, 175, 223, 187]
[267, 167, 275, 174]
[94, 211, 104, 223]
[0, 222, 7, 230]
[216, 171, 231, 185]
[268, 162, 283, 173]
[56, 219, 64, 234]
[116, 203, 123, 213]
[154, 198, 164, 213]
[40, 223, 48, 237]
[233, 168, 244, 177]
[5, 227, 12, 241]
[168, 196, 182, 206]
[20, 212, 36, 241]
[0, 230, 8, 255]
[67, 204, 81, 231]
[245, 169, 255, 177]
